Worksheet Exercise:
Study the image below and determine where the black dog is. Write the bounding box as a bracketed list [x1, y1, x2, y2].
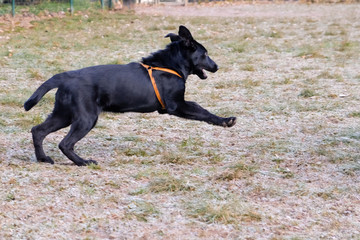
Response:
[24, 25, 236, 166]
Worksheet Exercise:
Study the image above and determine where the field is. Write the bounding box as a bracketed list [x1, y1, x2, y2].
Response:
[1, 3, 360, 239]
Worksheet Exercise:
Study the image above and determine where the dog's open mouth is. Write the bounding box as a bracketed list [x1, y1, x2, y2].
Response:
[201, 69, 208, 79]
[194, 64, 218, 79]
[195, 68, 208, 79]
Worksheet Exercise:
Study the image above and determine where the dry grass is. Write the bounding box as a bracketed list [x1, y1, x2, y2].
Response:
[1, 3, 360, 239]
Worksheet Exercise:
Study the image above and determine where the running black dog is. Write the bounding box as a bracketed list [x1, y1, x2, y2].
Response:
[24, 25, 236, 166]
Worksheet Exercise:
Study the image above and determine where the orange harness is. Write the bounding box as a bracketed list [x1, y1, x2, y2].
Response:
[141, 63, 182, 110]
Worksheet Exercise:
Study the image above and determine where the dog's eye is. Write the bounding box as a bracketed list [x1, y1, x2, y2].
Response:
[204, 52, 208, 57]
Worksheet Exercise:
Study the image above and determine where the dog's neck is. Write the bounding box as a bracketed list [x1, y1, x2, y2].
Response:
[141, 42, 191, 80]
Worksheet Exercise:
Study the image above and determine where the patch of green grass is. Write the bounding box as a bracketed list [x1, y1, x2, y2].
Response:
[272, 158, 285, 165]
[213, 107, 239, 117]
[125, 200, 159, 222]
[275, 167, 294, 179]
[216, 162, 257, 181]
[252, 139, 292, 156]
[314, 189, 337, 200]
[162, 25, 177, 31]
[123, 135, 142, 142]
[336, 39, 359, 52]
[267, 30, 283, 38]
[179, 136, 203, 152]
[324, 30, 338, 36]
[77, 180, 97, 195]
[36, 94, 56, 110]
[87, 163, 101, 170]
[0, 95, 24, 108]
[12, 0, 99, 16]
[341, 162, 360, 176]
[187, 198, 261, 224]
[314, 132, 360, 164]
[130, 176, 194, 195]
[272, 78, 292, 85]
[214, 80, 241, 90]
[296, 44, 325, 58]
[282, 77, 292, 85]
[205, 150, 224, 164]
[228, 42, 248, 53]
[104, 180, 121, 189]
[349, 112, 360, 118]
[27, 68, 44, 80]
[147, 176, 195, 193]
[147, 26, 161, 32]
[123, 147, 148, 157]
[15, 114, 44, 130]
[5, 192, 16, 202]
[299, 89, 317, 98]
[160, 151, 190, 165]
[241, 64, 255, 72]
[131, 169, 170, 182]
[107, 58, 126, 65]
[317, 71, 343, 81]
[242, 77, 260, 88]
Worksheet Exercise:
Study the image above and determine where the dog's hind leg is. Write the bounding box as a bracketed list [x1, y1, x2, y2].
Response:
[58, 116, 98, 166]
[32, 113, 71, 164]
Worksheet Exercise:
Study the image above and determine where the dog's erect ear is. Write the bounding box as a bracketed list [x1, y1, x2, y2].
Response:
[178, 25, 195, 49]
[179, 25, 193, 41]
[165, 33, 181, 42]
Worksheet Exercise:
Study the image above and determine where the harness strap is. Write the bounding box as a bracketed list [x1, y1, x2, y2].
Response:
[140, 63, 182, 110]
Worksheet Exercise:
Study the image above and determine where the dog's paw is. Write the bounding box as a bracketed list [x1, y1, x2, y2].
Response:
[75, 159, 98, 166]
[85, 160, 98, 166]
[222, 117, 236, 128]
[39, 156, 54, 164]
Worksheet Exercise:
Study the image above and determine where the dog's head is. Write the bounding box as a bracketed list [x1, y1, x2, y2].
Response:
[165, 26, 218, 79]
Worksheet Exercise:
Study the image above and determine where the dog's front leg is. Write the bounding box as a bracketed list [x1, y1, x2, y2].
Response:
[167, 101, 236, 127]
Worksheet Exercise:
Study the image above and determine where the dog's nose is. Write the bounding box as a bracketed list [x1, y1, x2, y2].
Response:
[212, 64, 218, 73]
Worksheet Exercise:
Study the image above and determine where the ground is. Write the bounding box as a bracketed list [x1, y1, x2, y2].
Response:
[1, 3, 360, 239]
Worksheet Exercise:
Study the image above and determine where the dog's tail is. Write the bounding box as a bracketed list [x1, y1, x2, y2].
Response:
[24, 74, 63, 111]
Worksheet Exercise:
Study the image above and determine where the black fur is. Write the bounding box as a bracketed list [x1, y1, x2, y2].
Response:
[24, 25, 236, 166]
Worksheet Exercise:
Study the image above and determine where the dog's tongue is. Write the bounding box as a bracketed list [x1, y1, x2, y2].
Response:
[202, 69, 207, 78]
